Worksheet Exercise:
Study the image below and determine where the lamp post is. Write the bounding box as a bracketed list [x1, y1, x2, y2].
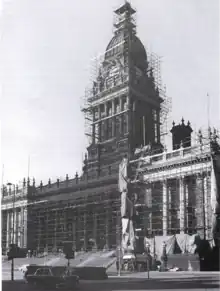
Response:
[7, 183, 16, 281]
[145, 241, 150, 279]
[161, 241, 167, 271]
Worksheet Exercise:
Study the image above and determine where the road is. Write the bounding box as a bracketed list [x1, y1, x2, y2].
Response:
[2, 265, 220, 291]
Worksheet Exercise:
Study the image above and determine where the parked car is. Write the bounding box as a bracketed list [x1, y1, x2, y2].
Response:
[26, 266, 79, 289]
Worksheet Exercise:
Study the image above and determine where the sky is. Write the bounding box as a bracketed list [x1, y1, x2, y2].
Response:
[0, 0, 219, 186]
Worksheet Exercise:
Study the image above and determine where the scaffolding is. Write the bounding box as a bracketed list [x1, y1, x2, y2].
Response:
[2, 133, 220, 256]
[81, 37, 130, 145]
[147, 49, 172, 147]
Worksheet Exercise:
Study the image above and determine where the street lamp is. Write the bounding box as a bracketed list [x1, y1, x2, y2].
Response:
[145, 241, 150, 279]
[7, 182, 16, 281]
[161, 241, 168, 271]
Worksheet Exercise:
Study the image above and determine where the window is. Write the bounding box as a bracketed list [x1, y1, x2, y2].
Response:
[122, 113, 128, 134]
[154, 124, 158, 143]
[100, 121, 105, 142]
[152, 109, 157, 122]
[115, 116, 120, 136]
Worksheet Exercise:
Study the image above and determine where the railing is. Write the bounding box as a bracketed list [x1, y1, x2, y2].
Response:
[33, 172, 118, 196]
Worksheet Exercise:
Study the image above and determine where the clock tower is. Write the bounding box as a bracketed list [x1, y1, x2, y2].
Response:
[82, 1, 163, 179]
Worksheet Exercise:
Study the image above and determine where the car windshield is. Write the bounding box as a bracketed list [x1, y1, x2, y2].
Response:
[36, 268, 52, 276]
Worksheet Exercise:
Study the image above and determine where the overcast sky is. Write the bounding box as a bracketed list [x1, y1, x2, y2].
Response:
[1, 0, 219, 186]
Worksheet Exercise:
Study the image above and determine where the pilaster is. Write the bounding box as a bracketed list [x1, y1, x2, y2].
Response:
[54, 210, 57, 250]
[105, 206, 110, 249]
[83, 211, 88, 251]
[162, 180, 168, 236]
[23, 207, 27, 248]
[93, 212, 98, 250]
[203, 174, 209, 239]
[195, 174, 205, 239]
[119, 97, 123, 134]
[6, 211, 10, 249]
[179, 176, 185, 234]
[112, 100, 115, 137]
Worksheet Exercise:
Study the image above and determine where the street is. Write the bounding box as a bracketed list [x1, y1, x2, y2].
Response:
[2, 267, 220, 291]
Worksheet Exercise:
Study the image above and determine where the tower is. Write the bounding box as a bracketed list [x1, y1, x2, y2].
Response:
[170, 118, 193, 150]
[82, 2, 163, 178]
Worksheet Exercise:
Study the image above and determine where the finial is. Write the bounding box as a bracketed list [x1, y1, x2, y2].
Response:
[187, 121, 191, 127]
[27, 177, 30, 186]
[23, 178, 26, 187]
[57, 178, 59, 187]
[40, 180, 43, 190]
[181, 117, 184, 125]
[33, 178, 35, 187]
[75, 172, 79, 184]
[48, 178, 51, 187]
[172, 121, 175, 127]
[66, 174, 69, 181]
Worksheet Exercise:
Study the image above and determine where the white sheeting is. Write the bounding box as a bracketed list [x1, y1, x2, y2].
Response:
[118, 158, 128, 193]
[121, 218, 135, 252]
[144, 234, 199, 260]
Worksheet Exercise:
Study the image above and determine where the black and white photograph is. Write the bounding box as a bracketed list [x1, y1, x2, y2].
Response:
[1, 0, 220, 290]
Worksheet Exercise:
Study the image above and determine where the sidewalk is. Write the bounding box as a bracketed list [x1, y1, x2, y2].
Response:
[109, 271, 220, 279]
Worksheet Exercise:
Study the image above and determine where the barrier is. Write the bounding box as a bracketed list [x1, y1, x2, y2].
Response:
[74, 267, 108, 280]
[26, 265, 108, 280]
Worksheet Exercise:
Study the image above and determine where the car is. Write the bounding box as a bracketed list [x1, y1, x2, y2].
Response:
[26, 266, 79, 289]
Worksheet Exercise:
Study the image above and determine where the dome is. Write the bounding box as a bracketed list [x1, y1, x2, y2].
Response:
[105, 34, 147, 60]
[105, 33, 147, 69]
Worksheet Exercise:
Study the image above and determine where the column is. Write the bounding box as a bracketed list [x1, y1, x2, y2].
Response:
[104, 102, 107, 140]
[162, 180, 168, 236]
[179, 176, 185, 234]
[72, 216, 76, 250]
[98, 105, 101, 142]
[185, 180, 189, 233]
[17, 210, 21, 247]
[112, 100, 115, 137]
[167, 185, 172, 233]
[105, 207, 110, 249]
[195, 174, 205, 238]
[83, 211, 87, 251]
[6, 211, 10, 249]
[145, 184, 152, 233]
[54, 211, 57, 250]
[13, 209, 16, 244]
[92, 110, 95, 143]
[126, 96, 130, 134]
[0, 210, 3, 249]
[93, 212, 97, 250]
[203, 175, 209, 239]
[119, 97, 123, 134]
[23, 207, 27, 248]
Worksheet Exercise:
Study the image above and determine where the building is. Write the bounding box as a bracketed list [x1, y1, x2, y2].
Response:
[1, 2, 220, 254]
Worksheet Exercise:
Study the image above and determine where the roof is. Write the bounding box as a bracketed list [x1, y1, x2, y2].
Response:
[105, 33, 147, 67]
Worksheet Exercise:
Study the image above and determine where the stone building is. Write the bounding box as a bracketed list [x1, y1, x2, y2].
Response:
[1, 2, 219, 254]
